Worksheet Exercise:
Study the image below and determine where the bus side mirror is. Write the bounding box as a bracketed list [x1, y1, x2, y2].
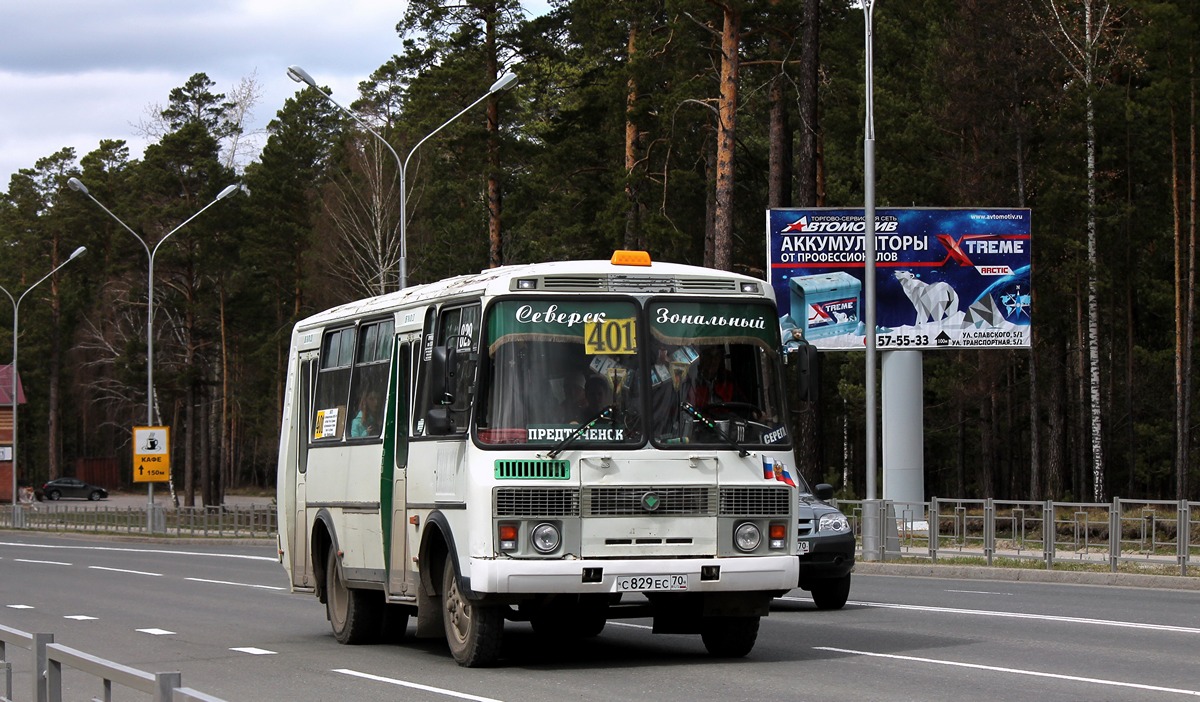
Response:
[427, 345, 458, 404]
[792, 342, 819, 404]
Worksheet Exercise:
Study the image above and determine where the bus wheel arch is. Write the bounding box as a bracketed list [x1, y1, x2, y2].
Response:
[310, 511, 337, 604]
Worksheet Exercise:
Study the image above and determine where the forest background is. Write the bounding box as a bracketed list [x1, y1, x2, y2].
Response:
[1, 0, 1197, 507]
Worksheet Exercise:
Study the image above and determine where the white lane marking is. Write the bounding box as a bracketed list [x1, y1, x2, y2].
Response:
[0, 541, 275, 562]
[815, 646, 1200, 697]
[335, 669, 505, 701]
[137, 628, 175, 636]
[230, 647, 276, 655]
[608, 621, 653, 631]
[945, 589, 1012, 596]
[185, 577, 285, 591]
[14, 558, 72, 566]
[6, 604, 34, 609]
[89, 565, 163, 577]
[778, 596, 1200, 635]
[64, 615, 97, 621]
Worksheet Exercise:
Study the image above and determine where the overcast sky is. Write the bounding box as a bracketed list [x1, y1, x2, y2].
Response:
[0, 0, 550, 189]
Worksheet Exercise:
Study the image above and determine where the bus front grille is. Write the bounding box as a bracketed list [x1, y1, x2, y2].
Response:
[584, 487, 716, 516]
[719, 486, 792, 517]
[494, 487, 580, 517]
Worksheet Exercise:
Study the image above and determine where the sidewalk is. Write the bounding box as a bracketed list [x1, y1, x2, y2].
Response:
[855, 560, 1200, 591]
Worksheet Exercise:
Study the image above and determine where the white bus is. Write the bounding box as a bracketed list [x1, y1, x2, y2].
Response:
[276, 251, 805, 666]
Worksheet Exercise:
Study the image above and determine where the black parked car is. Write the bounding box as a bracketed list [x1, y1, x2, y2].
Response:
[37, 478, 108, 501]
[795, 476, 855, 609]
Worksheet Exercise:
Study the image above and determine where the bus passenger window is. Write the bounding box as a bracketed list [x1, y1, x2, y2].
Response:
[312, 327, 354, 440]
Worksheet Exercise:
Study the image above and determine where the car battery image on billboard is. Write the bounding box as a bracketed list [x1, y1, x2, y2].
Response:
[789, 272, 861, 339]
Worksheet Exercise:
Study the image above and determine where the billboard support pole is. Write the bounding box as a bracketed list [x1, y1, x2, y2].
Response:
[861, 0, 881, 560]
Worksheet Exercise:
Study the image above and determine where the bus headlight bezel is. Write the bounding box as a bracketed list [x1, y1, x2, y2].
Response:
[531, 522, 562, 554]
[734, 522, 762, 552]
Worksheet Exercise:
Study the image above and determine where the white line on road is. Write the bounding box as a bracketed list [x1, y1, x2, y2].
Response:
[608, 621, 653, 630]
[335, 669, 505, 701]
[945, 589, 1013, 595]
[186, 577, 285, 590]
[137, 628, 175, 636]
[6, 604, 34, 609]
[0, 541, 275, 562]
[815, 646, 1200, 697]
[778, 596, 1200, 634]
[64, 615, 97, 620]
[230, 647, 276, 655]
[14, 558, 71, 566]
[89, 565, 163, 577]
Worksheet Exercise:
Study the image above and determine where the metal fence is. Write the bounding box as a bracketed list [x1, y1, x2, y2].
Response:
[0, 503, 275, 539]
[839, 497, 1200, 577]
[1, 624, 225, 702]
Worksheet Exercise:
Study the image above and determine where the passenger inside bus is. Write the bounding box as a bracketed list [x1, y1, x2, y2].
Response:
[350, 390, 382, 438]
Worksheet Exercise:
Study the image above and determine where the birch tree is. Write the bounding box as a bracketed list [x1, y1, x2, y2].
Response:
[1029, 0, 1128, 500]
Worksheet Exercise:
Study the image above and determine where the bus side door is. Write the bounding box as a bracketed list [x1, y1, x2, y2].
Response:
[387, 338, 415, 596]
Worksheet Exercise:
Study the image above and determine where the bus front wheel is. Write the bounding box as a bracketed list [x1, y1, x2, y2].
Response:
[326, 549, 381, 644]
[441, 558, 502, 667]
[700, 615, 760, 658]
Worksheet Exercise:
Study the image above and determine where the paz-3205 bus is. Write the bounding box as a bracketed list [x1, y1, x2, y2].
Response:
[276, 251, 806, 666]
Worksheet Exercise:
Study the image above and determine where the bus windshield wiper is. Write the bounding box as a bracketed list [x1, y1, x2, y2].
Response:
[680, 401, 750, 457]
[544, 407, 613, 459]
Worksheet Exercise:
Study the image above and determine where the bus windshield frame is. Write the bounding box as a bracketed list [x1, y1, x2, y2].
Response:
[473, 296, 792, 452]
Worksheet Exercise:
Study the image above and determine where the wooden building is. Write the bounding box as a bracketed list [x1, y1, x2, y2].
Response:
[0, 364, 26, 502]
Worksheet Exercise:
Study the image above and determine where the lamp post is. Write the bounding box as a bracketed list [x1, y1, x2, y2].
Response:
[2, 245, 87, 521]
[67, 178, 240, 526]
[287, 65, 518, 291]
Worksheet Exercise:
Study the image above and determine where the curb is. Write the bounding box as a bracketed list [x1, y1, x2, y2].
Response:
[855, 561, 1200, 591]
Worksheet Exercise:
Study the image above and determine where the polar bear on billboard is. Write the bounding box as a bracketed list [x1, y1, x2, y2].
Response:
[894, 270, 959, 324]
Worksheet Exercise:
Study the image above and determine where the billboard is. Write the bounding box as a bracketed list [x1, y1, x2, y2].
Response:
[767, 208, 1031, 350]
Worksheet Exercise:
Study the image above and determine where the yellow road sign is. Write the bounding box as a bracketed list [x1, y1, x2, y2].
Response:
[133, 426, 170, 483]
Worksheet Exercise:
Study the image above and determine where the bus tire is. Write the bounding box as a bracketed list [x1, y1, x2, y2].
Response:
[700, 615, 759, 658]
[442, 558, 502, 667]
[326, 549, 381, 644]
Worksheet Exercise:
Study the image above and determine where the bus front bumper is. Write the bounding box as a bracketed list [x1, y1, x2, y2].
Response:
[468, 555, 799, 595]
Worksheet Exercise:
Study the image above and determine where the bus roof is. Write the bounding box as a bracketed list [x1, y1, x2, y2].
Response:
[294, 257, 772, 332]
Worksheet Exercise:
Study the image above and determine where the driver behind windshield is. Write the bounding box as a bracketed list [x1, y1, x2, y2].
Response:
[685, 346, 743, 409]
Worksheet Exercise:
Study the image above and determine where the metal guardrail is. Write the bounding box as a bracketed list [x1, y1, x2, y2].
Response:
[0, 504, 275, 538]
[1, 624, 225, 702]
[839, 498, 1199, 577]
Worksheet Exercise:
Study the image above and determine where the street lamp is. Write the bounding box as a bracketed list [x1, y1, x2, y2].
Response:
[287, 65, 518, 291]
[67, 178, 240, 523]
[2, 245, 87, 518]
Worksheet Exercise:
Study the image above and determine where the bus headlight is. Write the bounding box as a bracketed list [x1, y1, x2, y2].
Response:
[734, 522, 761, 552]
[531, 523, 561, 553]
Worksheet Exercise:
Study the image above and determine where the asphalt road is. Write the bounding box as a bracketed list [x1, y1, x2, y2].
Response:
[2, 533, 1198, 701]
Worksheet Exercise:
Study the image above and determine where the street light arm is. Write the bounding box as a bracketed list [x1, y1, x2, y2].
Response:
[287, 66, 403, 174]
[16, 247, 88, 307]
[68, 178, 150, 258]
[151, 184, 242, 259]
[403, 72, 517, 174]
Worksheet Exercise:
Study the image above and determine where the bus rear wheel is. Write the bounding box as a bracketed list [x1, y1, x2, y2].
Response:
[326, 549, 381, 644]
[442, 558, 502, 667]
[700, 615, 760, 658]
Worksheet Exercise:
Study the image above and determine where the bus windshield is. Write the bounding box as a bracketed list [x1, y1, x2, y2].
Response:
[474, 297, 790, 450]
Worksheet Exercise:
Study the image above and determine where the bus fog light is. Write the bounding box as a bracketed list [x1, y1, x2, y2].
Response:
[769, 522, 787, 549]
[531, 523, 561, 553]
[734, 522, 761, 552]
[499, 523, 519, 552]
